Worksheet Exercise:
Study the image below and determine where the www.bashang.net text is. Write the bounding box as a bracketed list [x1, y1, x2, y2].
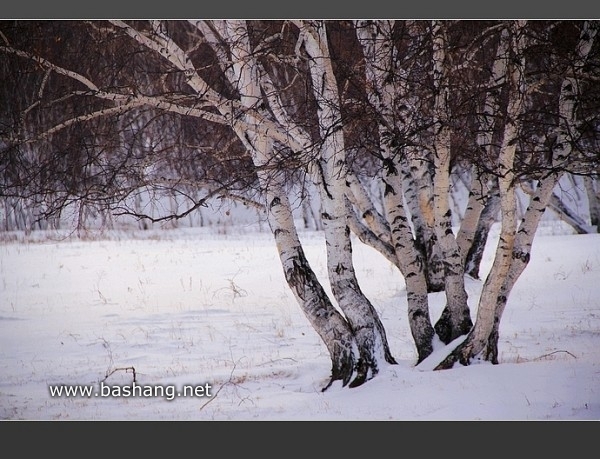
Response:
[48, 382, 213, 402]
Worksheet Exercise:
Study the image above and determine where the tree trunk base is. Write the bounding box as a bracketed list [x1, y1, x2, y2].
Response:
[482, 329, 500, 364]
[348, 358, 375, 388]
[434, 341, 472, 370]
[322, 349, 355, 391]
[434, 308, 473, 344]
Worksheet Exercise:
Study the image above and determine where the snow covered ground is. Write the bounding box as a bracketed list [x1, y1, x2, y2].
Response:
[1, 223, 599, 420]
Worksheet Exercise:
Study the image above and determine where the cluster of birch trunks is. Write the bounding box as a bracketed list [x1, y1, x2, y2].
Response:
[1, 20, 598, 388]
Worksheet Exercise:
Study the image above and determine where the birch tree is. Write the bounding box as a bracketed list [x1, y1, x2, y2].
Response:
[1, 20, 358, 388]
[354, 20, 436, 361]
[123, 19, 379, 388]
[295, 21, 397, 384]
[436, 20, 598, 368]
[479, 20, 600, 364]
[429, 21, 474, 344]
[2, 19, 598, 387]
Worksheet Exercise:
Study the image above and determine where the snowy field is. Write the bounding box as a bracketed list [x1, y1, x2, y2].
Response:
[1, 223, 599, 420]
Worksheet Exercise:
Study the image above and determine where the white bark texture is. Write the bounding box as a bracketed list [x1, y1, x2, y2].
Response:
[6, 19, 597, 381]
[482, 21, 599, 363]
[355, 20, 435, 361]
[456, 171, 492, 266]
[463, 182, 500, 279]
[431, 21, 473, 344]
[456, 27, 510, 267]
[54, 21, 360, 387]
[400, 154, 445, 292]
[583, 177, 600, 230]
[300, 21, 396, 385]
[437, 21, 597, 368]
[219, 21, 362, 388]
[345, 170, 392, 246]
[436, 21, 527, 368]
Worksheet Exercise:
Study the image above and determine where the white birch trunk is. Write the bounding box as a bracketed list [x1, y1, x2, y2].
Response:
[456, 171, 492, 268]
[583, 176, 600, 231]
[478, 175, 559, 363]
[481, 21, 599, 362]
[381, 165, 436, 362]
[344, 171, 401, 268]
[400, 154, 445, 292]
[260, 167, 357, 388]
[437, 21, 597, 368]
[464, 182, 500, 279]
[456, 27, 510, 269]
[220, 20, 365, 388]
[431, 21, 473, 344]
[355, 20, 435, 361]
[436, 21, 527, 368]
[548, 191, 593, 234]
[300, 21, 396, 385]
[345, 170, 392, 245]
[346, 203, 399, 268]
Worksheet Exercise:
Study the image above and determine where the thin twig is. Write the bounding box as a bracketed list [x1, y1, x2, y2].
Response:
[533, 350, 577, 361]
[198, 362, 237, 412]
[102, 366, 137, 383]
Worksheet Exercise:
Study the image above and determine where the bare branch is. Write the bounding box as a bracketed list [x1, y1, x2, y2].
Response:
[0, 45, 100, 92]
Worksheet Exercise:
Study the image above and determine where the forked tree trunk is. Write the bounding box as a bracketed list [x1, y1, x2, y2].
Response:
[214, 21, 359, 389]
[256, 21, 398, 385]
[259, 168, 357, 389]
[431, 21, 473, 344]
[401, 154, 446, 293]
[437, 21, 597, 369]
[482, 21, 598, 363]
[482, 174, 561, 363]
[457, 27, 508, 279]
[301, 21, 396, 386]
[435, 21, 541, 369]
[110, 19, 360, 388]
[355, 20, 435, 362]
[240, 131, 357, 390]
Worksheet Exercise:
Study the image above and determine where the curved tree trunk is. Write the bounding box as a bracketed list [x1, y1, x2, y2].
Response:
[346, 170, 392, 246]
[482, 21, 598, 363]
[457, 26, 508, 280]
[435, 21, 528, 369]
[355, 20, 435, 362]
[301, 21, 397, 386]
[381, 161, 436, 362]
[456, 170, 492, 270]
[261, 173, 357, 389]
[346, 200, 399, 268]
[344, 172, 400, 268]
[215, 21, 359, 389]
[548, 191, 595, 234]
[483, 174, 560, 363]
